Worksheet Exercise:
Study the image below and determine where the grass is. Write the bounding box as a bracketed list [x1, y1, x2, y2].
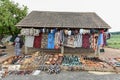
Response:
[107, 34, 120, 49]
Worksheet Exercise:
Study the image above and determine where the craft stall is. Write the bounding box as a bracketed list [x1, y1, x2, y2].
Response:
[0, 11, 113, 78]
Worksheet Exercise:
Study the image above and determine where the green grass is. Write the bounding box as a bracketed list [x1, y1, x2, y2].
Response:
[107, 34, 120, 49]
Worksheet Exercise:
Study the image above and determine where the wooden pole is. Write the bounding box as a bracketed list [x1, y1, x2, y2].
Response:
[61, 45, 64, 54]
[25, 46, 28, 54]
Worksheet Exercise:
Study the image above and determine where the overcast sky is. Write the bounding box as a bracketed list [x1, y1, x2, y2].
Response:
[12, 0, 120, 32]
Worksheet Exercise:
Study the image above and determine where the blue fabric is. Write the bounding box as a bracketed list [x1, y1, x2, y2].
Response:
[47, 33, 55, 49]
[51, 29, 57, 34]
[97, 33, 103, 46]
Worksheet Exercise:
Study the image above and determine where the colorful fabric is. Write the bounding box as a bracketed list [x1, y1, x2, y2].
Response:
[47, 33, 55, 49]
[67, 35, 75, 47]
[97, 33, 103, 46]
[41, 33, 48, 48]
[90, 34, 98, 50]
[55, 31, 60, 49]
[82, 34, 90, 48]
[33, 33, 42, 48]
[103, 33, 107, 46]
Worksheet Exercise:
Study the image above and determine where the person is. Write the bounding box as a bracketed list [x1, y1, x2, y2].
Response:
[14, 34, 24, 56]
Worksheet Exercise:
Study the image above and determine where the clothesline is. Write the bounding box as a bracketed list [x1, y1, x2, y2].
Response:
[20, 28, 108, 54]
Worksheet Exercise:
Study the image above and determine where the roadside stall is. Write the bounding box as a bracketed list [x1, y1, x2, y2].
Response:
[0, 11, 115, 78]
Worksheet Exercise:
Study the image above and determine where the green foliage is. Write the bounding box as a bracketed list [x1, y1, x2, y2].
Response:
[0, 0, 28, 35]
[110, 32, 120, 35]
[107, 34, 120, 49]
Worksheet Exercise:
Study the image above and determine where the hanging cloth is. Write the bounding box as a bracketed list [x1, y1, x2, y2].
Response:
[25, 36, 34, 47]
[82, 34, 90, 48]
[54, 31, 60, 49]
[103, 33, 107, 46]
[33, 33, 42, 48]
[97, 33, 104, 47]
[41, 33, 48, 48]
[74, 33, 82, 47]
[47, 33, 55, 49]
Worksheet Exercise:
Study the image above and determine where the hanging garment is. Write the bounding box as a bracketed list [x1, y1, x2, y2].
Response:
[25, 36, 34, 47]
[82, 34, 90, 48]
[60, 30, 64, 43]
[97, 33, 104, 46]
[29, 28, 34, 36]
[64, 29, 68, 35]
[79, 29, 83, 34]
[67, 35, 75, 47]
[33, 33, 42, 48]
[41, 33, 48, 48]
[103, 33, 107, 46]
[64, 35, 68, 46]
[74, 33, 82, 47]
[54, 31, 60, 49]
[47, 33, 55, 49]
[90, 34, 98, 50]
[26, 29, 30, 35]
[68, 30, 72, 36]
[33, 29, 40, 36]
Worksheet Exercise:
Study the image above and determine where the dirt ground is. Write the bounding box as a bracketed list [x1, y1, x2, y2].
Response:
[99, 47, 120, 59]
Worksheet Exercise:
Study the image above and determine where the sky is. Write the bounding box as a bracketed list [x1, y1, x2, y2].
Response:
[12, 0, 120, 32]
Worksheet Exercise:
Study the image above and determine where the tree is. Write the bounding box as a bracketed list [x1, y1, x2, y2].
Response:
[0, 0, 28, 36]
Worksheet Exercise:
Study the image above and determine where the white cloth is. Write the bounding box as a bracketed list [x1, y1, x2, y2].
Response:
[25, 36, 34, 47]
[74, 33, 82, 47]
[68, 30, 72, 36]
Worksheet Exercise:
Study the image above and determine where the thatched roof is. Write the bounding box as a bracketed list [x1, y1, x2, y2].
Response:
[16, 11, 110, 29]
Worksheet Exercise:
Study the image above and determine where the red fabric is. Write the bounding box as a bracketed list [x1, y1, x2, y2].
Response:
[34, 33, 42, 48]
[82, 34, 90, 48]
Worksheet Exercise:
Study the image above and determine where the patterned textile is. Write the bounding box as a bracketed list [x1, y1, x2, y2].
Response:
[54, 31, 60, 49]
[33, 29, 40, 36]
[21, 28, 40, 36]
[90, 34, 98, 50]
[33, 33, 42, 48]
[82, 34, 90, 48]
[29, 28, 34, 36]
[41, 33, 48, 48]
[67, 35, 75, 47]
